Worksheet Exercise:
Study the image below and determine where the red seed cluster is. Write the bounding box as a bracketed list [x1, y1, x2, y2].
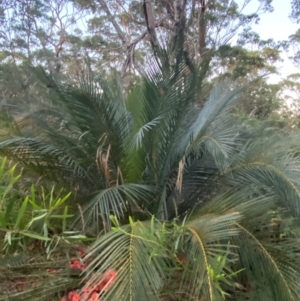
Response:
[69, 259, 87, 271]
[61, 290, 101, 301]
[59, 252, 117, 301]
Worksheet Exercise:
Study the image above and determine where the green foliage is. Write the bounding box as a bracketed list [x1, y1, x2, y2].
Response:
[0, 156, 91, 252]
[0, 2, 300, 298]
[84, 216, 170, 301]
[0, 43, 300, 300]
[0, 157, 93, 300]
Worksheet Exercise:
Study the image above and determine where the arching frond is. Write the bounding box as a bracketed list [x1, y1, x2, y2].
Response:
[180, 81, 243, 155]
[226, 136, 300, 217]
[81, 184, 154, 231]
[83, 218, 169, 301]
[0, 137, 91, 185]
[126, 116, 162, 152]
[201, 114, 241, 173]
[179, 212, 242, 301]
[233, 223, 300, 301]
[194, 187, 300, 301]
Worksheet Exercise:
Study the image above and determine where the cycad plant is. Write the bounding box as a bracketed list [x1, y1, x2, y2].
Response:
[1, 48, 300, 301]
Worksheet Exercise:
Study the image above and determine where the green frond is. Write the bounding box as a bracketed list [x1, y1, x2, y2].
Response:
[0, 253, 28, 268]
[126, 117, 162, 152]
[83, 219, 168, 301]
[201, 114, 242, 172]
[182, 81, 244, 154]
[186, 227, 214, 301]
[1, 277, 80, 301]
[233, 223, 300, 301]
[227, 156, 300, 217]
[0, 253, 80, 301]
[178, 212, 242, 301]
[197, 187, 276, 220]
[81, 184, 154, 231]
[0, 137, 91, 185]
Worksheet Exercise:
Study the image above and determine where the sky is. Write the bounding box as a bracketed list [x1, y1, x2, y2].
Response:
[243, 0, 299, 82]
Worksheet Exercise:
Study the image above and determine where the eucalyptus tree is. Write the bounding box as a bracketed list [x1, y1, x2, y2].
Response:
[0, 0, 286, 126]
[72, 0, 276, 74]
[0, 0, 283, 101]
[0, 0, 87, 110]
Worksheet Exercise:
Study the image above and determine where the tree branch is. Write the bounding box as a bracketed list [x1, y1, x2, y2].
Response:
[188, 0, 196, 27]
[121, 16, 168, 75]
[98, 0, 127, 44]
[161, 0, 174, 20]
[199, 0, 208, 57]
[143, 0, 160, 50]
[131, 16, 168, 46]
